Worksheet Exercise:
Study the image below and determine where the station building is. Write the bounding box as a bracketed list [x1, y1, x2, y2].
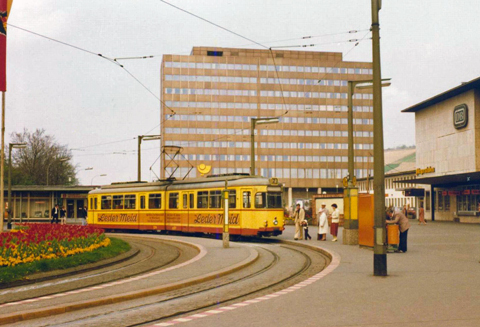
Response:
[5, 185, 94, 222]
[161, 47, 375, 206]
[401, 76, 480, 223]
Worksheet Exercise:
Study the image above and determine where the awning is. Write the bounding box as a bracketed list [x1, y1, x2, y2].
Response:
[394, 171, 480, 187]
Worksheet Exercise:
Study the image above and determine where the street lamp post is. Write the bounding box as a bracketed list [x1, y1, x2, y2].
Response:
[46, 157, 68, 186]
[91, 174, 107, 186]
[138, 135, 161, 182]
[7, 143, 27, 229]
[250, 117, 280, 176]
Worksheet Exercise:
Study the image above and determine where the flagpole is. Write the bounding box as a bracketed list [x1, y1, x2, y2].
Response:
[0, 91, 5, 232]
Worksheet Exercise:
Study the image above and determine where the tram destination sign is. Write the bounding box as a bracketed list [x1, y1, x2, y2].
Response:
[453, 104, 468, 129]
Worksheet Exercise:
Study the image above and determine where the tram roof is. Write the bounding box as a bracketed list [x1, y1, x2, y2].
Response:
[89, 175, 279, 194]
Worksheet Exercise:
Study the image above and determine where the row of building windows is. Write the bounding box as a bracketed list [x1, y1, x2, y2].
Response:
[176, 153, 373, 163]
[165, 74, 356, 88]
[166, 167, 374, 180]
[164, 101, 373, 113]
[165, 114, 373, 125]
[165, 140, 374, 150]
[164, 88, 372, 100]
[164, 62, 373, 75]
[165, 128, 373, 138]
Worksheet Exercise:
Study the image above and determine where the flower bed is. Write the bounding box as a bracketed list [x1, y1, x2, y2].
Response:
[0, 223, 110, 267]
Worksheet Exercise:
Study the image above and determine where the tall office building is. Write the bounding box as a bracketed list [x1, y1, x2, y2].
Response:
[161, 47, 374, 204]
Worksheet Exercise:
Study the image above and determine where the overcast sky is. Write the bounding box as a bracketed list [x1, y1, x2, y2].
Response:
[6, 0, 480, 185]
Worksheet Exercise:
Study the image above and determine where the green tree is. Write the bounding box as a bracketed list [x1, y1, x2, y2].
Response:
[8, 129, 78, 185]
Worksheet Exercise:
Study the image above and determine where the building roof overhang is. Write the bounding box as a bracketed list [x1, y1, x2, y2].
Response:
[402, 76, 480, 113]
[393, 171, 480, 187]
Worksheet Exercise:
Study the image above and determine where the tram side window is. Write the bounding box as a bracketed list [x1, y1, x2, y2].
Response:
[140, 196, 146, 209]
[197, 191, 208, 208]
[101, 196, 112, 210]
[89, 198, 93, 210]
[125, 195, 136, 209]
[149, 194, 162, 209]
[113, 195, 124, 209]
[94, 197, 98, 210]
[229, 190, 236, 209]
[255, 193, 266, 208]
[183, 194, 188, 209]
[267, 193, 282, 208]
[210, 190, 222, 209]
[189, 193, 194, 209]
[169, 193, 179, 209]
[243, 191, 251, 208]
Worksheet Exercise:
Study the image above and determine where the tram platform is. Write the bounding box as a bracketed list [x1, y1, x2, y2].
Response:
[173, 221, 480, 327]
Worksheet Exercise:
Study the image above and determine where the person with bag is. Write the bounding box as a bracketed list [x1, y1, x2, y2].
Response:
[60, 206, 67, 225]
[387, 208, 410, 253]
[50, 204, 60, 224]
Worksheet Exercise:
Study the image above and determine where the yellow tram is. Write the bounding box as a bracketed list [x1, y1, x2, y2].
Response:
[87, 174, 285, 237]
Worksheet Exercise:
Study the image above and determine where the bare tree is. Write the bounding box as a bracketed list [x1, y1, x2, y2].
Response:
[8, 129, 78, 185]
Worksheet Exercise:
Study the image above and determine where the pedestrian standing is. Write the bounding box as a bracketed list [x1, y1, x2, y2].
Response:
[79, 206, 88, 226]
[318, 205, 329, 241]
[418, 204, 426, 225]
[50, 204, 60, 224]
[303, 219, 312, 240]
[387, 208, 411, 253]
[317, 203, 329, 240]
[330, 203, 339, 242]
[60, 206, 67, 225]
[292, 203, 305, 240]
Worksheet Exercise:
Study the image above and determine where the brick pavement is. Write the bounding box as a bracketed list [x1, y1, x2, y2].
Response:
[171, 221, 480, 327]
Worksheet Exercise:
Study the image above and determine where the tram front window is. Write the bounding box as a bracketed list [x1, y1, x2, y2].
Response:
[255, 192, 283, 208]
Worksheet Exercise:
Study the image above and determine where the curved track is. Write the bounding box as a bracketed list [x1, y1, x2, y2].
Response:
[0, 235, 330, 327]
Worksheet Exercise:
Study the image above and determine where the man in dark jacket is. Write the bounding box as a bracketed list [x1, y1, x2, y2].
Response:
[51, 204, 60, 224]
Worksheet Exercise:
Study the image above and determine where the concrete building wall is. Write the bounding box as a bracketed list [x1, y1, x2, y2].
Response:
[416, 90, 477, 176]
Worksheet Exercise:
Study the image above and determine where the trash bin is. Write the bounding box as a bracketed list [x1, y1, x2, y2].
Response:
[387, 224, 399, 245]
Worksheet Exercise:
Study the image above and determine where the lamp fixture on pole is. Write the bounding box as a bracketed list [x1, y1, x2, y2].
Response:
[91, 174, 107, 186]
[46, 157, 68, 186]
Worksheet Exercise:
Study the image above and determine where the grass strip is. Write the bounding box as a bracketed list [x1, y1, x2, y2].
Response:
[0, 237, 130, 284]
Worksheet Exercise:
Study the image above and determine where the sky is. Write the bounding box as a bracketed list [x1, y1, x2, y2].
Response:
[6, 0, 480, 185]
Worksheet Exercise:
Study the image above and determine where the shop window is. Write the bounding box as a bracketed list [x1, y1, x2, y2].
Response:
[425, 191, 430, 211]
[437, 191, 443, 211]
[444, 195, 450, 211]
[149, 193, 162, 209]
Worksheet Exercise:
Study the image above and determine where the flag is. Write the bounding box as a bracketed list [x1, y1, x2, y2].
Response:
[0, 0, 13, 92]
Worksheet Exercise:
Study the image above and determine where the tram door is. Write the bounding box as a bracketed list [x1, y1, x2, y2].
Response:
[186, 192, 194, 232]
[241, 189, 253, 233]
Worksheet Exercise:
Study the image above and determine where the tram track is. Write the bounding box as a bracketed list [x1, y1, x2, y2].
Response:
[0, 235, 193, 305]
[1, 237, 330, 327]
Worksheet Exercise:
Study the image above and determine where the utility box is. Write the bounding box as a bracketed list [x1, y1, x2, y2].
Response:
[358, 194, 374, 247]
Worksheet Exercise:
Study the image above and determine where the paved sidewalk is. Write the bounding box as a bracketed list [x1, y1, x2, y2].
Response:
[178, 221, 480, 327]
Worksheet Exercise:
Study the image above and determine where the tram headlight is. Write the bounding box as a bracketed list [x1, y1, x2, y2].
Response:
[273, 217, 278, 226]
